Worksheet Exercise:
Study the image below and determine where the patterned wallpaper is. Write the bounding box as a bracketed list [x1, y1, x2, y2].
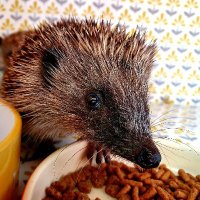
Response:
[0, 0, 200, 106]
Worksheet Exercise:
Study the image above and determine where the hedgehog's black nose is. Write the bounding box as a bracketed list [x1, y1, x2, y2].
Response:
[136, 148, 161, 169]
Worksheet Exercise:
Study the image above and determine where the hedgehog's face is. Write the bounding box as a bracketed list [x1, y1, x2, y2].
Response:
[83, 83, 161, 169]
[39, 44, 161, 168]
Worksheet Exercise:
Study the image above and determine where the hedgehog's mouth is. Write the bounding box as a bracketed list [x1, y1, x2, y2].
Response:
[103, 138, 161, 169]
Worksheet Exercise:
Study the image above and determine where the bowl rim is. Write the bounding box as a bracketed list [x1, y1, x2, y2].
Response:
[21, 140, 82, 200]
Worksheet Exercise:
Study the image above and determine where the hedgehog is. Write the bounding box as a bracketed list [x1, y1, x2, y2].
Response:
[0, 18, 161, 168]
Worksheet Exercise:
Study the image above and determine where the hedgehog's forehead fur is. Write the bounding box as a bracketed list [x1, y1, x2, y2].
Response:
[3, 18, 156, 146]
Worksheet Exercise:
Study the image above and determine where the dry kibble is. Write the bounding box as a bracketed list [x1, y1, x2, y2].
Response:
[117, 194, 131, 200]
[52, 175, 75, 191]
[155, 169, 165, 179]
[127, 170, 140, 179]
[140, 186, 147, 194]
[43, 160, 200, 200]
[132, 186, 139, 200]
[139, 172, 151, 181]
[121, 163, 135, 173]
[174, 190, 188, 199]
[159, 164, 167, 169]
[140, 186, 157, 200]
[156, 186, 173, 200]
[62, 190, 76, 200]
[196, 175, 200, 181]
[45, 187, 62, 199]
[144, 178, 164, 186]
[169, 180, 179, 189]
[106, 175, 121, 185]
[122, 179, 143, 187]
[161, 170, 171, 182]
[174, 179, 191, 191]
[178, 169, 190, 182]
[116, 184, 131, 198]
[187, 187, 199, 200]
[105, 184, 120, 197]
[77, 180, 92, 193]
[188, 173, 196, 181]
[76, 192, 90, 200]
[91, 169, 107, 188]
[190, 182, 200, 191]
[116, 167, 126, 180]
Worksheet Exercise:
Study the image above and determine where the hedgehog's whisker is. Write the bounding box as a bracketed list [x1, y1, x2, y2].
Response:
[150, 108, 178, 126]
[151, 127, 182, 134]
[155, 141, 191, 162]
[156, 143, 170, 166]
[151, 116, 194, 128]
[75, 147, 104, 184]
[153, 135, 199, 156]
[154, 141, 185, 152]
[55, 145, 88, 180]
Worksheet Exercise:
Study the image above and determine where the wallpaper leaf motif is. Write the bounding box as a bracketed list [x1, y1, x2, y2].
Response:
[0, 0, 199, 106]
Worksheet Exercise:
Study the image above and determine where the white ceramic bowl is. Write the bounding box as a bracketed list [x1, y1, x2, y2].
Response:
[22, 139, 200, 200]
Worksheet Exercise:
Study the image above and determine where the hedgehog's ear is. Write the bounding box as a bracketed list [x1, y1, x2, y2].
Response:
[41, 47, 62, 87]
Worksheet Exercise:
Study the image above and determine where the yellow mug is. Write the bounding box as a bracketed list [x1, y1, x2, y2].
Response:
[0, 98, 22, 200]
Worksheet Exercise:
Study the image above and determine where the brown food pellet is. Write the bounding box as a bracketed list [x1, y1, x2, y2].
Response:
[139, 186, 147, 194]
[62, 190, 76, 200]
[161, 171, 171, 182]
[159, 164, 167, 169]
[188, 173, 196, 181]
[77, 180, 92, 193]
[196, 175, 200, 181]
[91, 168, 107, 188]
[187, 187, 199, 200]
[169, 180, 179, 189]
[140, 186, 157, 200]
[174, 190, 188, 199]
[116, 184, 131, 198]
[121, 163, 135, 173]
[178, 169, 190, 182]
[117, 194, 131, 200]
[132, 186, 139, 200]
[174, 178, 191, 191]
[127, 170, 140, 179]
[139, 172, 152, 181]
[51, 175, 75, 192]
[106, 175, 121, 185]
[116, 167, 126, 180]
[156, 186, 174, 200]
[76, 192, 90, 200]
[155, 169, 165, 179]
[45, 186, 62, 200]
[122, 179, 143, 187]
[144, 178, 164, 186]
[105, 184, 121, 197]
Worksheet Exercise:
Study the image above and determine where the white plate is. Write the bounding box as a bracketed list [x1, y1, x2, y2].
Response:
[22, 139, 200, 200]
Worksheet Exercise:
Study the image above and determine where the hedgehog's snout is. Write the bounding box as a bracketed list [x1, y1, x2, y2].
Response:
[135, 147, 161, 169]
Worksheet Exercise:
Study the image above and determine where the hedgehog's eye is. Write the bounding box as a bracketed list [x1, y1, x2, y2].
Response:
[86, 92, 102, 110]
